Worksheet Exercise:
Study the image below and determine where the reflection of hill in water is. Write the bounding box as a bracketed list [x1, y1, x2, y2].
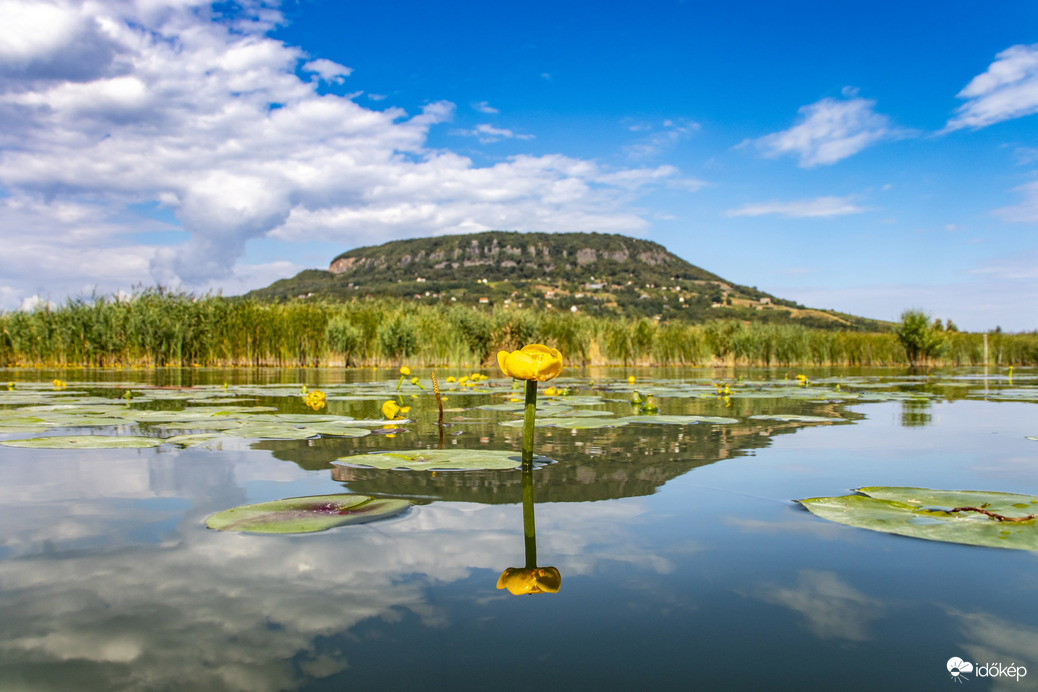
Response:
[259, 403, 859, 503]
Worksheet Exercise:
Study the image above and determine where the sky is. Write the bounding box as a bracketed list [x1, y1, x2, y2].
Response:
[1, 0, 1037, 331]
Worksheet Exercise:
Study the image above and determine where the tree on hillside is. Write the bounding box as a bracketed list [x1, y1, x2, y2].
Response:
[896, 309, 944, 365]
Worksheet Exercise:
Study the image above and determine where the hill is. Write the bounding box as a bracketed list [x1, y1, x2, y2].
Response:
[248, 231, 887, 330]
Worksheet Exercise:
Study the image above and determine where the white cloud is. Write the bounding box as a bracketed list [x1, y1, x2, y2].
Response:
[0, 444, 670, 689]
[471, 100, 498, 114]
[19, 295, 57, 311]
[0, 0, 682, 304]
[746, 92, 906, 167]
[750, 570, 885, 641]
[945, 43, 1038, 132]
[992, 179, 1038, 223]
[726, 196, 867, 218]
[623, 118, 700, 159]
[301, 58, 351, 83]
[450, 123, 535, 144]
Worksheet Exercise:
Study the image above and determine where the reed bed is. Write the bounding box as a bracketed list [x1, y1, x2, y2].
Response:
[1, 290, 1035, 367]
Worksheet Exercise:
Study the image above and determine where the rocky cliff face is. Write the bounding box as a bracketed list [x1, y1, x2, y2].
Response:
[328, 231, 711, 283]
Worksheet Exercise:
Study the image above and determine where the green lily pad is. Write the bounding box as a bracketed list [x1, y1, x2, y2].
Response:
[499, 417, 629, 429]
[227, 424, 321, 440]
[164, 433, 226, 447]
[154, 420, 243, 431]
[335, 448, 552, 471]
[616, 415, 739, 425]
[33, 415, 135, 427]
[296, 424, 372, 438]
[0, 435, 165, 449]
[478, 401, 572, 413]
[206, 494, 412, 533]
[798, 487, 1038, 551]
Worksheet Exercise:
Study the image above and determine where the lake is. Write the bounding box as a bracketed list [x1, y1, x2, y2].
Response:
[0, 367, 1035, 691]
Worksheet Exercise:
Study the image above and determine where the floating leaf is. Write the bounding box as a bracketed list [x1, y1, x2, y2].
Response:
[798, 487, 1038, 551]
[154, 420, 243, 431]
[499, 417, 628, 430]
[295, 424, 371, 438]
[616, 415, 739, 425]
[0, 435, 165, 449]
[478, 402, 572, 415]
[164, 433, 226, 447]
[227, 424, 320, 440]
[559, 409, 614, 418]
[335, 448, 552, 471]
[206, 494, 411, 533]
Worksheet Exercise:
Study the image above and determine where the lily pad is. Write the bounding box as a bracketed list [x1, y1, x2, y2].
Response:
[296, 424, 372, 438]
[0, 435, 165, 449]
[164, 433, 226, 447]
[616, 415, 739, 425]
[227, 424, 321, 440]
[206, 494, 411, 533]
[335, 448, 553, 471]
[798, 487, 1038, 551]
[477, 402, 573, 416]
[499, 417, 629, 430]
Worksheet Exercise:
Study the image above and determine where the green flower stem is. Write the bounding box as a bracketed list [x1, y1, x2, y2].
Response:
[395, 376, 404, 391]
[522, 460, 537, 569]
[521, 379, 537, 464]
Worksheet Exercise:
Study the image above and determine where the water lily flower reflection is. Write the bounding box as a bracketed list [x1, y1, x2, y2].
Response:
[497, 344, 563, 382]
[496, 567, 562, 595]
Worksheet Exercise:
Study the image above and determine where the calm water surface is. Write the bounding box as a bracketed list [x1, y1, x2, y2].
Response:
[0, 367, 1036, 691]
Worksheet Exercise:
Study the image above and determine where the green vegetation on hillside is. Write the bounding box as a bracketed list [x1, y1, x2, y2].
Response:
[2, 289, 1035, 368]
[249, 231, 887, 330]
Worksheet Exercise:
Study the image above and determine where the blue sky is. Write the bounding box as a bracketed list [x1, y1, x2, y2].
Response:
[1, 0, 1037, 331]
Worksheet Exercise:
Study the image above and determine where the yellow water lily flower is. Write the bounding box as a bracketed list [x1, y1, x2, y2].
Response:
[628, 375, 636, 384]
[458, 376, 469, 386]
[381, 400, 402, 419]
[52, 379, 66, 390]
[446, 376, 456, 383]
[304, 389, 326, 411]
[497, 344, 563, 382]
[496, 567, 562, 595]
[400, 366, 411, 376]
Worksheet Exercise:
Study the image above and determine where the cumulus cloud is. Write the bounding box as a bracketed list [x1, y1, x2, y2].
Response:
[301, 58, 352, 83]
[0, 0, 683, 306]
[471, 100, 498, 114]
[745, 91, 906, 167]
[945, 43, 1038, 132]
[726, 196, 867, 218]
